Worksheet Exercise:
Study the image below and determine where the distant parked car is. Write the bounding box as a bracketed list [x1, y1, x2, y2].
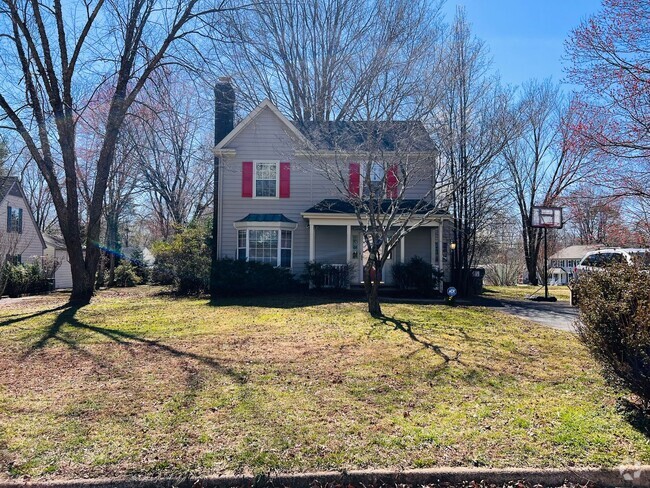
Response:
[570, 248, 650, 305]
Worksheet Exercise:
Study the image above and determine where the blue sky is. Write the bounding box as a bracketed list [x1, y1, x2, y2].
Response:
[442, 0, 603, 89]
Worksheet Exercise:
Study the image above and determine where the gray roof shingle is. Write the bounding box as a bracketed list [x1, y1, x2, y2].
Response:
[304, 198, 446, 215]
[236, 213, 297, 223]
[295, 120, 435, 152]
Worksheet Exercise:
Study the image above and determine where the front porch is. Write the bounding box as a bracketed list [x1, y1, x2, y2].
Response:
[302, 205, 450, 290]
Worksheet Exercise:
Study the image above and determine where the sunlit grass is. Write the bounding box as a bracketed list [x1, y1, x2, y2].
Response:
[0, 286, 646, 481]
[483, 285, 571, 301]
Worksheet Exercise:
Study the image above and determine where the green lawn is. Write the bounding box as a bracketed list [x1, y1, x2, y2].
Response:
[0, 286, 647, 481]
[483, 285, 572, 301]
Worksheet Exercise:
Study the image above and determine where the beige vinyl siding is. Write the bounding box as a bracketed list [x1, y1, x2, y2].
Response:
[217, 105, 448, 280]
[218, 107, 339, 277]
[1, 193, 45, 263]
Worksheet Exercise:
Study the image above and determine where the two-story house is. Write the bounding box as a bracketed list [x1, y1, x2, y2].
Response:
[212, 80, 452, 288]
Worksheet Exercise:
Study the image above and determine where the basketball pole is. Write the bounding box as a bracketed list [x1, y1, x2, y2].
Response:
[544, 227, 548, 300]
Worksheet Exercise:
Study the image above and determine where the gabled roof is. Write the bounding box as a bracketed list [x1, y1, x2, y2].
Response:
[215, 99, 435, 155]
[304, 198, 447, 215]
[43, 233, 66, 250]
[215, 99, 311, 152]
[0, 176, 20, 202]
[295, 120, 435, 152]
[549, 244, 605, 260]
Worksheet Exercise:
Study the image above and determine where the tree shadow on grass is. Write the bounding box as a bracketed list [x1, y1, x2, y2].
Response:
[0, 303, 73, 328]
[24, 304, 246, 384]
[378, 315, 463, 377]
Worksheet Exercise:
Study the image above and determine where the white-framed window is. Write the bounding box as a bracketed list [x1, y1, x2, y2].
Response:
[236, 229, 293, 268]
[254, 161, 279, 198]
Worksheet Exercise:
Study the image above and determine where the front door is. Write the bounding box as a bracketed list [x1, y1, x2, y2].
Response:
[357, 232, 393, 284]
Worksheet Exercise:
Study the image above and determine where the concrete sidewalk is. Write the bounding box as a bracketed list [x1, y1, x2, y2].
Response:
[1, 466, 647, 488]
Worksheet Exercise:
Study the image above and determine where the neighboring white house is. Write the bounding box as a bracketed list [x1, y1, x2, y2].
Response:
[43, 233, 73, 289]
[548, 244, 604, 285]
[0, 176, 45, 266]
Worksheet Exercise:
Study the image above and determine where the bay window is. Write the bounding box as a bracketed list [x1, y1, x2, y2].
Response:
[236, 229, 293, 268]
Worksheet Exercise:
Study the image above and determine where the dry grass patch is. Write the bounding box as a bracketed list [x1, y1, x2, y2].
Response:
[0, 286, 647, 481]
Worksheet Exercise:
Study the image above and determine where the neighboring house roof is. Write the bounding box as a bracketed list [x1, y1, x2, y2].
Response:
[0, 176, 21, 202]
[43, 233, 66, 250]
[295, 120, 435, 152]
[236, 213, 297, 223]
[304, 198, 447, 215]
[549, 244, 605, 260]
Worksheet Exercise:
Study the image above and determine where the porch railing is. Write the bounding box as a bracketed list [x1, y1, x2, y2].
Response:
[323, 263, 350, 289]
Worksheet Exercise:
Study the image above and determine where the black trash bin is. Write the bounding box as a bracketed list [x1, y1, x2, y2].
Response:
[470, 268, 485, 295]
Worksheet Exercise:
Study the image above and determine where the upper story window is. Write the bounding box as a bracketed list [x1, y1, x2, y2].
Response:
[7, 206, 22, 233]
[255, 162, 278, 198]
[242, 161, 290, 199]
[368, 162, 385, 196]
[349, 162, 398, 199]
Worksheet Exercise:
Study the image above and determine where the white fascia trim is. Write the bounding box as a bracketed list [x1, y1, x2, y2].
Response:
[233, 221, 298, 231]
[214, 99, 315, 152]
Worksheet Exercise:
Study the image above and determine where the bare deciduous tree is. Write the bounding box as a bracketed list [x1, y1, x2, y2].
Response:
[301, 121, 446, 316]
[503, 79, 590, 285]
[0, 0, 237, 302]
[133, 73, 214, 240]
[431, 8, 513, 295]
[220, 0, 444, 122]
[20, 159, 56, 233]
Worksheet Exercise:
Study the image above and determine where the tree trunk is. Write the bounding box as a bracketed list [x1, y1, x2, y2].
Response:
[69, 256, 95, 304]
[363, 260, 382, 317]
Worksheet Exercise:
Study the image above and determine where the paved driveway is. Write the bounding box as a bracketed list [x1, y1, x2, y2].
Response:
[472, 297, 579, 332]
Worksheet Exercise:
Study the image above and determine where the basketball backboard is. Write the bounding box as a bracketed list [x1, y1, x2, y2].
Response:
[531, 206, 563, 229]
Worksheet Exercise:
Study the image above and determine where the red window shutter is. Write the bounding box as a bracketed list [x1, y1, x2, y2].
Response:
[242, 162, 253, 197]
[386, 165, 398, 198]
[279, 162, 290, 198]
[349, 162, 360, 196]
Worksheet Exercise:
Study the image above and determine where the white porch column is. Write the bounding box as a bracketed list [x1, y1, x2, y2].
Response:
[438, 222, 444, 291]
[309, 222, 316, 262]
[400, 234, 406, 263]
[346, 224, 352, 263]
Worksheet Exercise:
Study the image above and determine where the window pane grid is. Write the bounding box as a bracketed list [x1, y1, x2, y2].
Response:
[255, 162, 277, 197]
[248, 230, 278, 264]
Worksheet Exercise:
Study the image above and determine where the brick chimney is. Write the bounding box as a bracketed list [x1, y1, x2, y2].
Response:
[211, 77, 235, 299]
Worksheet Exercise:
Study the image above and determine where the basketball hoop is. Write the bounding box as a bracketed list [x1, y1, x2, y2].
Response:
[530, 205, 563, 302]
[531, 206, 563, 229]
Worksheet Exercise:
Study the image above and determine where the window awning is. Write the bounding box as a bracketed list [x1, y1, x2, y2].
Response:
[236, 213, 296, 223]
[234, 213, 298, 230]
